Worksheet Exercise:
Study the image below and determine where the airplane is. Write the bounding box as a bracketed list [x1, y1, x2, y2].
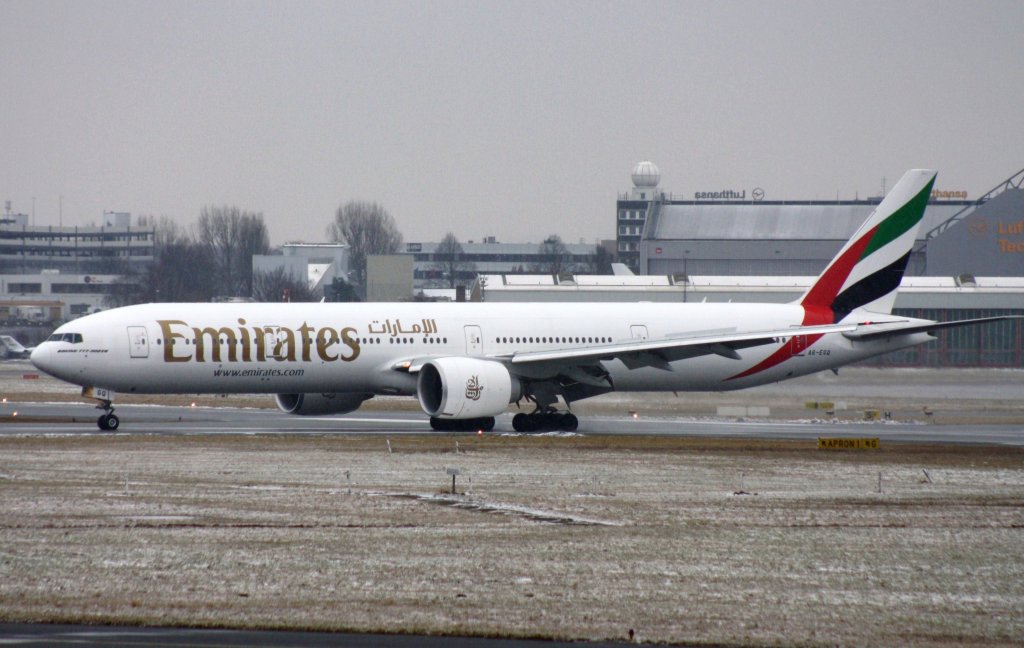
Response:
[30, 169, 1016, 432]
[1, 335, 34, 360]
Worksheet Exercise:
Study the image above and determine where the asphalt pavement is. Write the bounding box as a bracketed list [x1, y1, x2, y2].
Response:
[3, 401, 1023, 446]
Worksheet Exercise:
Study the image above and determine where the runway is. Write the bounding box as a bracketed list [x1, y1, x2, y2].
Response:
[0, 623, 631, 648]
[3, 400, 1024, 446]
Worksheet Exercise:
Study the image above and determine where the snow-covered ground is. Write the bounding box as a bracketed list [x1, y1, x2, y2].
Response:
[0, 434, 1021, 646]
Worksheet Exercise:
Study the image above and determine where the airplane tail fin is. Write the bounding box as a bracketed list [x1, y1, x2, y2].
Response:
[800, 169, 936, 320]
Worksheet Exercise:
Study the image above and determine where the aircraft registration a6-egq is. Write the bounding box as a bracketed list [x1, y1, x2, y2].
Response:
[31, 170, 1014, 432]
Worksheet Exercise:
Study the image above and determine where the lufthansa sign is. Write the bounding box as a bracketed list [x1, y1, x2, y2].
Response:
[931, 190, 968, 199]
[693, 188, 766, 201]
[695, 189, 746, 200]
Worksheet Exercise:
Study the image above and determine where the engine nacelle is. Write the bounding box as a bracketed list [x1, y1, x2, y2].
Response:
[417, 357, 520, 419]
[275, 392, 372, 416]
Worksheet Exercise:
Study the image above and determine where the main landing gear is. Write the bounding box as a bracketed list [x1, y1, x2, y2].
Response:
[512, 411, 578, 432]
[512, 388, 579, 432]
[429, 416, 496, 432]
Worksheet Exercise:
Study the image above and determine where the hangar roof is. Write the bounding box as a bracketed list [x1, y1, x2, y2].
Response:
[471, 273, 1024, 308]
[647, 203, 967, 241]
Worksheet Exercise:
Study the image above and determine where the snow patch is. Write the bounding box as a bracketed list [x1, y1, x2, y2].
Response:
[382, 492, 623, 527]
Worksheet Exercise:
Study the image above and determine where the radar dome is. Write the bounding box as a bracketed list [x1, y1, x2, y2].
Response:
[632, 161, 661, 187]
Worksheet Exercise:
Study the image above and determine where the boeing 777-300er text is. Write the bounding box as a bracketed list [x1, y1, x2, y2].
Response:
[31, 170, 1016, 432]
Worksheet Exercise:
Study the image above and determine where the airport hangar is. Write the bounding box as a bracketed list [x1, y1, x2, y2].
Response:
[471, 163, 1024, 368]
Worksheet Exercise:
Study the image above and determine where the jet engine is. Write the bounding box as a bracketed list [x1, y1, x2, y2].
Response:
[275, 392, 372, 416]
[417, 357, 520, 419]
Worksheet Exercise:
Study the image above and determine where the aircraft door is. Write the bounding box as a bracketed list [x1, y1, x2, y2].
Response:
[464, 325, 483, 356]
[630, 325, 649, 341]
[127, 326, 149, 359]
[264, 326, 287, 360]
[792, 334, 808, 354]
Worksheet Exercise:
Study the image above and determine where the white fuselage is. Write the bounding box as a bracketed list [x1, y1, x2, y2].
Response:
[31, 301, 927, 398]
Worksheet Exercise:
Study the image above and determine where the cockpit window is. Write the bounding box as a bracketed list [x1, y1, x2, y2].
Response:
[48, 333, 83, 343]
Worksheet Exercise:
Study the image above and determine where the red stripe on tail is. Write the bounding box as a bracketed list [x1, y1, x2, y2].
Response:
[800, 225, 877, 310]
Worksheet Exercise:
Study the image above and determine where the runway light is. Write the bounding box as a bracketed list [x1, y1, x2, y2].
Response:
[190, 402, 196, 408]
[629, 410, 639, 419]
[477, 429, 483, 436]
[12, 411, 17, 417]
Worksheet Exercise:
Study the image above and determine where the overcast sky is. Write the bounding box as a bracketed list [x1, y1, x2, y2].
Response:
[2, 0, 1021, 246]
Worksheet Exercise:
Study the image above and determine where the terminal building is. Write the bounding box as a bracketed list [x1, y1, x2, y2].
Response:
[252, 243, 350, 299]
[403, 237, 601, 291]
[1, 208, 154, 321]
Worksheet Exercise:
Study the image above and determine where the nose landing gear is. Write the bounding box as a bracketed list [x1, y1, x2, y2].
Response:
[81, 387, 120, 431]
[96, 402, 119, 430]
[97, 409, 119, 430]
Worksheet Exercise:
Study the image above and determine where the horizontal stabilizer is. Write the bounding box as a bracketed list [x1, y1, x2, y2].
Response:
[844, 316, 1022, 341]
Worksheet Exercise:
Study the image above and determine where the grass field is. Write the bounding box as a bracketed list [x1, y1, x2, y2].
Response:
[1, 433, 1022, 646]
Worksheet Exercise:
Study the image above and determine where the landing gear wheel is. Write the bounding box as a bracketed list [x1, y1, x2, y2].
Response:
[562, 413, 578, 432]
[97, 413, 119, 431]
[512, 413, 529, 432]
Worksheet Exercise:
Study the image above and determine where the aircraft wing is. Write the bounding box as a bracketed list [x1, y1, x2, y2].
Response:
[495, 322, 860, 372]
[395, 316, 1018, 382]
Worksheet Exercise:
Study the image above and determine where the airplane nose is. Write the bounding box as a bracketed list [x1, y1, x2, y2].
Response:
[30, 344, 53, 374]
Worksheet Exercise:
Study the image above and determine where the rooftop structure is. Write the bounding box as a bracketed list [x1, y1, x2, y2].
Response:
[0, 215, 154, 276]
[403, 238, 601, 290]
[251, 243, 350, 298]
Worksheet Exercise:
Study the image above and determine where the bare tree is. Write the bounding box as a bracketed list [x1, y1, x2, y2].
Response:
[531, 234, 574, 275]
[430, 231, 475, 288]
[324, 277, 361, 302]
[101, 271, 148, 308]
[197, 206, 270, 297]
[327, 201, 403, 290]
[105, 216, 217, 306]
[235, 214, 271, 295]
[252, 267, 316, 302]
[580, 243, 614, 275]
